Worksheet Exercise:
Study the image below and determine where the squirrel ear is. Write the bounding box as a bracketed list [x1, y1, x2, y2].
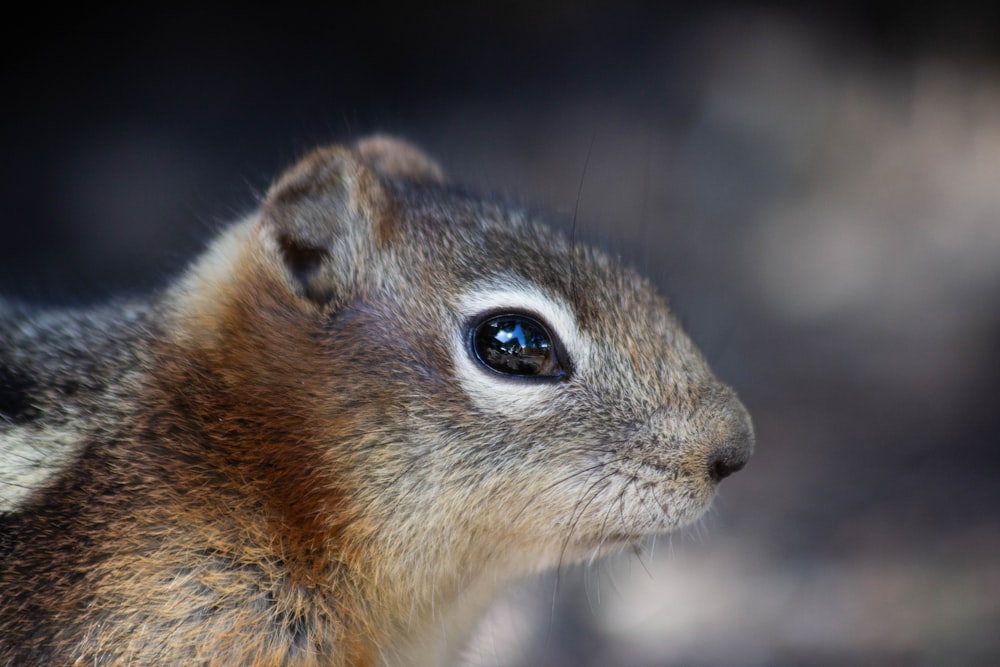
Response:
[260, 144, 391, 306]
[259, 136, 444, 307]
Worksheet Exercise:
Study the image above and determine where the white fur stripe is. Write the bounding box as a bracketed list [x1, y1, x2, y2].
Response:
[0, 429, 77, 511]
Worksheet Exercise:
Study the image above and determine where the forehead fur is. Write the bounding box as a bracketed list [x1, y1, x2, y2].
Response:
[375, 182, 698, 368]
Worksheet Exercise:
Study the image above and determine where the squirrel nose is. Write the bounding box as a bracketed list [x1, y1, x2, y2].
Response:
[705, 394, 755, 483]
[708, 445, 751, 482]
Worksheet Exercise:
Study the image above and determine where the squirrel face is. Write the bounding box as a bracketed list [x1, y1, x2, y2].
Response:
[0, 136, 751, 664]
[168, 136, 754, 585]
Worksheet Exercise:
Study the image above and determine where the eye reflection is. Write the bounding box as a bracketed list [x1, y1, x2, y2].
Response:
[471, 314, 564, 378]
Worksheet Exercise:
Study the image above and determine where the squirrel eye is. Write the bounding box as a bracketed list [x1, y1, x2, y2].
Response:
[470, 314, 565, 378]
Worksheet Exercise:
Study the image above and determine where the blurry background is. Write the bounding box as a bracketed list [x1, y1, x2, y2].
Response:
[2, 3, 998, 665]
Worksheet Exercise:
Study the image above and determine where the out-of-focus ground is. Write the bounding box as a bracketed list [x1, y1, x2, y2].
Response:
[2, 5, 998, 666]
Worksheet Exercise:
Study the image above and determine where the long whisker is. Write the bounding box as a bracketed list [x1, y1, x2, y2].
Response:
[630, 541, 655, 580]
[589, 488, 621, 567]
[507, 455, 626, 528]
[546, 466, 610, 632]
[555, 469, 619, 581]
[570, 132, 596, 307]
[585, 492, 626, 611]
[632, 478, 662, 524]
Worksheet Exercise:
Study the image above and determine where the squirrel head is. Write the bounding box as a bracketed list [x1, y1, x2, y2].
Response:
[169, 135, 753, 593]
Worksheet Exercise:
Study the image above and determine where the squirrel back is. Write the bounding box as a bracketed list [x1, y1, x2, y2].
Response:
[0, 137, 753, 666]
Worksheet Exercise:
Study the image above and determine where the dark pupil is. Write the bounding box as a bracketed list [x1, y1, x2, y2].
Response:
[474, 315, 555, 376]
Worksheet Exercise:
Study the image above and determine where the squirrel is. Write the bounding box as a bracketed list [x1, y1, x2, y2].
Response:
[0, 136, 753, 666]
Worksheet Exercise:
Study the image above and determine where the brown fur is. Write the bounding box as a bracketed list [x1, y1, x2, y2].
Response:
[0, 136, 753, 665]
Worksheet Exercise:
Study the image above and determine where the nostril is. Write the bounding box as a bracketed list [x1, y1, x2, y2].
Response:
[704, 394, 755, 483]
[708, 455, 747, 483]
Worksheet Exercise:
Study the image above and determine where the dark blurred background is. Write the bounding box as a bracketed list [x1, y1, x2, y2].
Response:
[2, 3, 998, 665]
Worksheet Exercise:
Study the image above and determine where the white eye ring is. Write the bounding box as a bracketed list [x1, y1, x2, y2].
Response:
[451, 278, 588, 416]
